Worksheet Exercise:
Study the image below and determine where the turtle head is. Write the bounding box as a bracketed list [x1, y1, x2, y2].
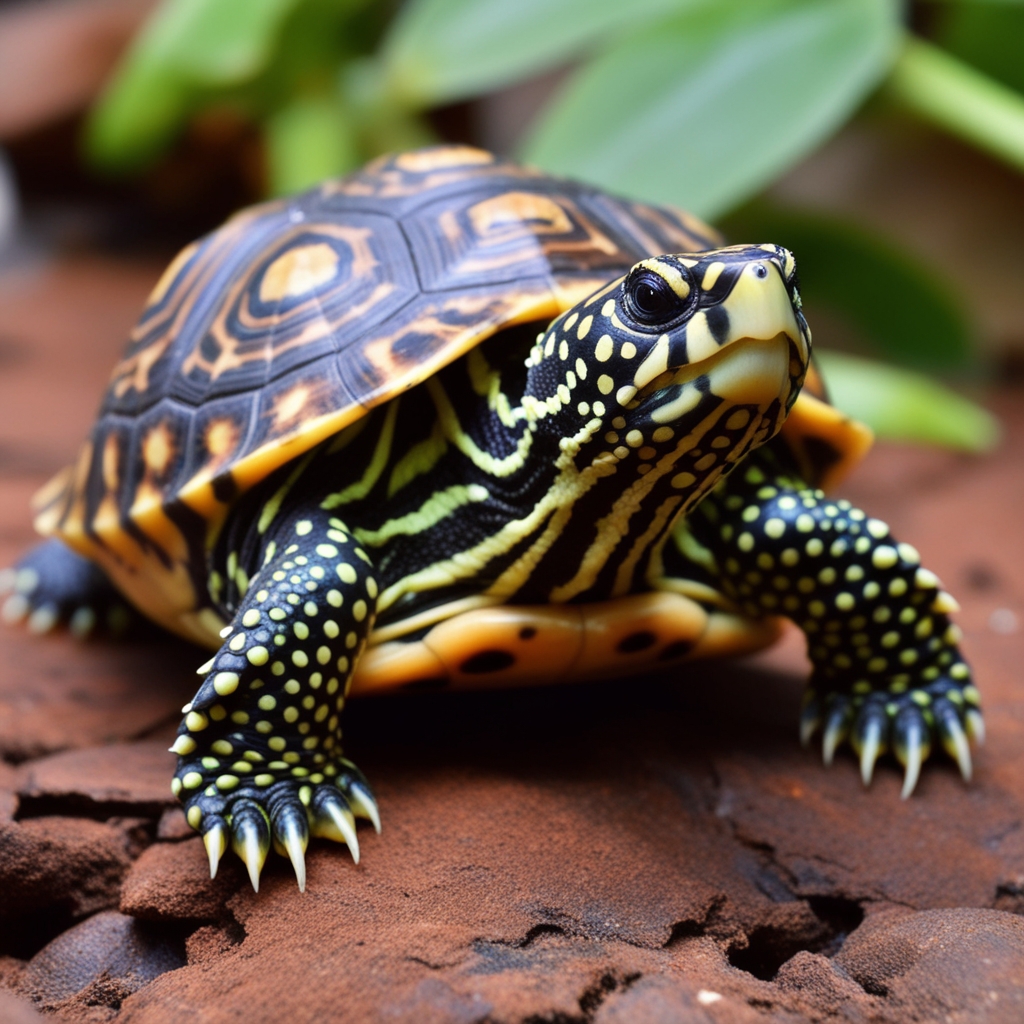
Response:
[524, 244, 810, 501]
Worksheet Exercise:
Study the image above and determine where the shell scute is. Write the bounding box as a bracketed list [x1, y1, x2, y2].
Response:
[579, 193, 721, 265]
[162, 214, 417, 409]
[175, 391, 259, 503]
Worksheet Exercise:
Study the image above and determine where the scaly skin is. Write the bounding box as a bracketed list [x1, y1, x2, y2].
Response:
[169, 508, 380, 890]
[686, 444, 981, 796]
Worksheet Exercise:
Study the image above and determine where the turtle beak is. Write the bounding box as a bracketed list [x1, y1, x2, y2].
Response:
[683, 248, 808, 371]
[633, 248, 809, 432]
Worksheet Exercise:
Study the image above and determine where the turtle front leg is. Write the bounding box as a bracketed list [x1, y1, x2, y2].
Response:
[170, 513, 380, 891]
[687, 454, 982, 797]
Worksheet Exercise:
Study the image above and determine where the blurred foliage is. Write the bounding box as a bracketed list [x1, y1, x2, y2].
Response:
[521, 1, 897, 218]
[935, 1, 1024, 97]
[85, 0, 1024, 451]
[817, 351, 1000, 452]
[724, 205, 975, 372]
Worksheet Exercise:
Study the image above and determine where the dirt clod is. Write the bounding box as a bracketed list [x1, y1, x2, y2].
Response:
[19, 911, 186, 1011]
[120, 838, 242, 922]
[835, 908, 1024, 1019]
[0, 817, 133, 935]
[15, 742, 177, 820]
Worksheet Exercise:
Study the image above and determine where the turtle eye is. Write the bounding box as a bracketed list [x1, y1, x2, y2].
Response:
[622, 268, 690, 328]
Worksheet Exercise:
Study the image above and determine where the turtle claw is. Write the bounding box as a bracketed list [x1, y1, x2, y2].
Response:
[310, 789, 360, 863]
[336, 759, 381, 834]
[804, 680, 981, 794]
[278, 822, 308, 892]
[270, 796, 310, 892]
[899, 741, 923, 801]
[231, 801, 271, 892]
[347, 782, 381, 835]
[936, 704, 972, 782]
[69, 606, 97, 639]
[894, 707, 929, 800]
[2, 593, 29, 624]
[965, 708, 986, 746]
[203, 820, 228, 879]
[2, 543, 134, 639]
[179, 770, 377, 887]
[27, 602, 59, 634]
[857, 722, 883, 787]
[852, 702, 888, 788]
[821, 697, 851, 767]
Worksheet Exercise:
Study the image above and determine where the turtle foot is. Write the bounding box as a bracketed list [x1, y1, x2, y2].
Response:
[1, 539, 136, 638]
[800, 677, 983, 798]
[177, 760, 379, 892]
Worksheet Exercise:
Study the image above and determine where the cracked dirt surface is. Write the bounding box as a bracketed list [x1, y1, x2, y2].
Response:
[1, 255, 1023, 1022]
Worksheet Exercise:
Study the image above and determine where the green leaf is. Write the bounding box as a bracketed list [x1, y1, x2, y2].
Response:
[522, 0, 901, 220]
[887, 36, 1024, 173]
[936, 1, 1024, 95]
[85, 56, 192, 172]
[141, 0, 303, 85]
[381, 0, 685, 106]
[723, 206, 973, 371]
[85, 0, 303, 171]
[341, 58, 438, 156]
[264, 94, 360, 195]
[816, 350, 999, 452]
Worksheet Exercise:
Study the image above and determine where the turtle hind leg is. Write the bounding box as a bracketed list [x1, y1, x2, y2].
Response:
[172, 512, 380, 892]
[0, 538, 137, 638]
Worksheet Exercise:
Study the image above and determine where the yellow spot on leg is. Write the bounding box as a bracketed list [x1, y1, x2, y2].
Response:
[247, 646, 269, 666]
[213, 672, 240, 695]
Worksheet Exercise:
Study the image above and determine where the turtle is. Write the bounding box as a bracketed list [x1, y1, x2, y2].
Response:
[2, 145, 982, 892]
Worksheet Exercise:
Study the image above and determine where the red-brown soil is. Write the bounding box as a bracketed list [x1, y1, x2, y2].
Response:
[1, 255, 1022, 1022]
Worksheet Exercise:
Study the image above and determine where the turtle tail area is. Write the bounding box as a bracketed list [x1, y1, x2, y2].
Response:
[0, 538, 140, 639]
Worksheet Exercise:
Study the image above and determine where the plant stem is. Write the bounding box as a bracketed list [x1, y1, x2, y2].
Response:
[887, 35, 1024, 173]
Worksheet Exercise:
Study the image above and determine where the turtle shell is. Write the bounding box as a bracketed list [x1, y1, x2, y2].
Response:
[33, 145, 730, 641]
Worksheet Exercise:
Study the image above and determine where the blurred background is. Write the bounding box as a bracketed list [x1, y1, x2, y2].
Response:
[0, 0, 1022, 450]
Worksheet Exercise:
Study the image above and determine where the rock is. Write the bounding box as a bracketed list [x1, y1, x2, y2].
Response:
[184, 925, 241, 966]
[0, 955, 28, 992]
[121, 839, 242, 922]
[594, 975, 751, 1024]
[0, 627, 197, 763]
[156, 808, 193, 841]
[20, 910, 185, 1008]
[0, 758, 17, 821]
[773, 950, 871, 1016]
[835, 908, 1024, 1021]
[0, 989, 44, 1024]
[16, 741, 177, 816]
[993, 874, 1024, 915]
[0, 816, 133, 921]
